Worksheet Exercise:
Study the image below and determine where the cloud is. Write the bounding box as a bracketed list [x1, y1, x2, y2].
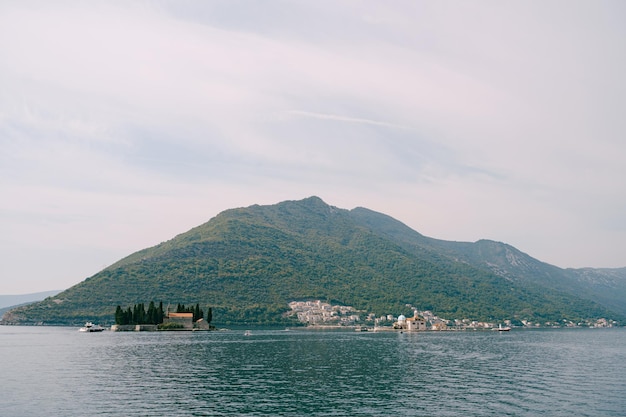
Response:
[286, 110, 413, 130]
[1, 1, 625, 293]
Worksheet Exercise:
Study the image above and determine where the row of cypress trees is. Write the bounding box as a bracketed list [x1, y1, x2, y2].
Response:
[115, 301, 164, 325]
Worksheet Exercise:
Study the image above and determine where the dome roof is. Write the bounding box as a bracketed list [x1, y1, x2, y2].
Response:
[398, 314, 406, 322]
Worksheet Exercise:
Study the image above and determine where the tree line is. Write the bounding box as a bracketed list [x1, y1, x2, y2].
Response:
[114, 301, 213, 325]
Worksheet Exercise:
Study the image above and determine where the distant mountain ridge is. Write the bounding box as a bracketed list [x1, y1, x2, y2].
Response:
[0, 290, 62, 320]
[3, 197, 624, 325]
[426, 239, 626, 316]
[0, 290, 62, 309]
[350, 206, 626, 317]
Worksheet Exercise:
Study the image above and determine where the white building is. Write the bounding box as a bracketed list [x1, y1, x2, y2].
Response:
[393, 311, 426, 331]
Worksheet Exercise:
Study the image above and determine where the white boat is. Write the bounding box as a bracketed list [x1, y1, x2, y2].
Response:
[79, 322, 105, 332]
[244, 330, 252, 336]
[494, 324, 511, 332]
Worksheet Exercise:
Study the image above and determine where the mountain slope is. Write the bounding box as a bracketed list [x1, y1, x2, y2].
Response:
[4, 197, 622, 325]
[349, 207, 626, 316]
[0, 290, 62, 320]
[418, 239, 626, 316]
[562, 267, 626, 316]
[0, 290, 62, 309]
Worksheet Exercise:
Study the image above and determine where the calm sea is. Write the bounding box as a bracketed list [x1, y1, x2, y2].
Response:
[1, 326, 624, 416]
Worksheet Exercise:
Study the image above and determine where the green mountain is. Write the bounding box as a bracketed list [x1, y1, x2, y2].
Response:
[4, 197, 624, 325]
[349, 207, 626, 317]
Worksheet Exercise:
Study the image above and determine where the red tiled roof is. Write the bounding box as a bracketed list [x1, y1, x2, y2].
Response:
[168, 312, 193, 318]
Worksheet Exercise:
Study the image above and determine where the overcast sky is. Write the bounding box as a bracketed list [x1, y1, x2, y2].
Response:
[1, 1, 625, 294]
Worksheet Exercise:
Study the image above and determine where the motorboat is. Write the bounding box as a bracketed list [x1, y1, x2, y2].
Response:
[79, 322, 105, 332]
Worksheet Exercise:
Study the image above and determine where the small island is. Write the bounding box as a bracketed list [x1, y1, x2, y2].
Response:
[111, 301, 214, 331]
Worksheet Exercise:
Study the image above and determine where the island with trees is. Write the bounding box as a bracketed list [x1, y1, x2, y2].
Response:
[112, 301, 214, 331]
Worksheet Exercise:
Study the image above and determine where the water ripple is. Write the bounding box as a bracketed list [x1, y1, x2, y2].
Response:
[2, 327, 626, 416]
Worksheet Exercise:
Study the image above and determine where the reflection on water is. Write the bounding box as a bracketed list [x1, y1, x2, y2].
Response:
[1, 327, 625, 416]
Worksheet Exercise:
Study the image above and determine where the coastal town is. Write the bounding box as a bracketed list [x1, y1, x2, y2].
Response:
[287, 300, 617, 330]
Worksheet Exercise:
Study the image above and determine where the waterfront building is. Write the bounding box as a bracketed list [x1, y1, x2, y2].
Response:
[164, 312, 193, 329]
[406, 314, 426, 331]
[393, 311, 426, 331]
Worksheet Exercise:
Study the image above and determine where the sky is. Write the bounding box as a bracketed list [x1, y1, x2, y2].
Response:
[1, 1, 625, 295]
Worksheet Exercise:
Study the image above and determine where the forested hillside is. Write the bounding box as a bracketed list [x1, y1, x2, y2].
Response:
[4, 197, 622, 325]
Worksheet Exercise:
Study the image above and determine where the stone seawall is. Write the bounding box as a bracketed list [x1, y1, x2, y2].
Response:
[111, 324, 158, 332]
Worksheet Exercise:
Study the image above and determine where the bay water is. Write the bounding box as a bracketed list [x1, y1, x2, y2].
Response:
[1, 326, 624, 416]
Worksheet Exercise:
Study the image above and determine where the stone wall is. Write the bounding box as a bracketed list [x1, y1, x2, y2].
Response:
[110, 324, 158, 332]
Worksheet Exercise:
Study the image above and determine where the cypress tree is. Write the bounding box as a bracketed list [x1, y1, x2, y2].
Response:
[158, 301, 164, 324]
[147, 301, 156, 324]
[139, 303, 146, 324]
[115, 305, 123, 325]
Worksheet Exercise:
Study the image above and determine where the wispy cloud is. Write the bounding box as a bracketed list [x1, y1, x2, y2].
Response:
[286, 110, 413, 131]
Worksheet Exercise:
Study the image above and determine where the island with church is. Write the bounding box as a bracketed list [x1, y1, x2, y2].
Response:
[110, 301, 214, 331]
